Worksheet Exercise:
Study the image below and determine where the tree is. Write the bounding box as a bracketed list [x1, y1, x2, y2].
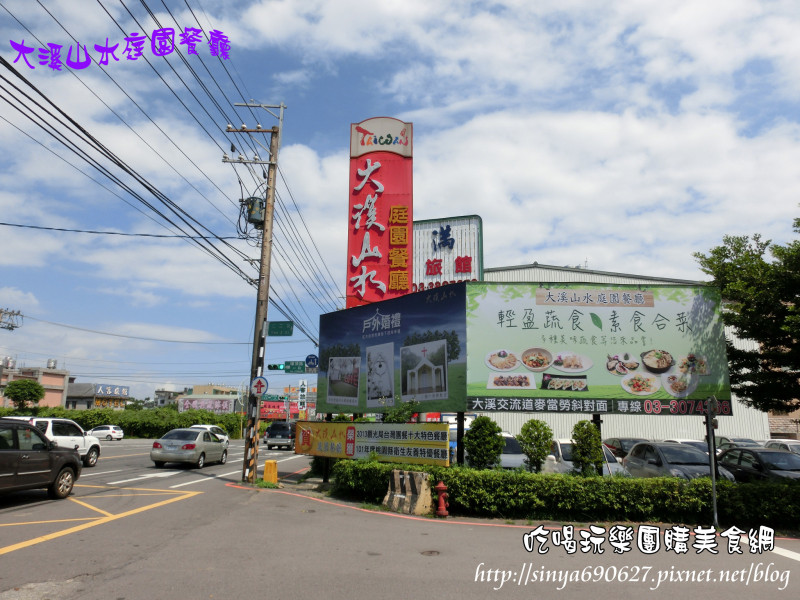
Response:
[3, 379, 45, 411]
[516, 419, 553, 472]
[381, 399, 420, 423]
[463, 416, 503, 469]
[693, 218, 800, 412]
[571, 420, 603, 476]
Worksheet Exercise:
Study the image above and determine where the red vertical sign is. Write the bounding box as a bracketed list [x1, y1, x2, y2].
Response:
[347, 117, 413, 308]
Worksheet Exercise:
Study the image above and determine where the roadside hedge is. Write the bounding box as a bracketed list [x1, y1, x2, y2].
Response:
[331, 459, 800, 531]
[0, 406, 246, 439]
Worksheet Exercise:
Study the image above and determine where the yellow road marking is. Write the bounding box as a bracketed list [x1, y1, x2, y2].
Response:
[0, 487, 202, 556]
[69, 497, 114, 517]
[75, 484, 187, 493]
[0, 517, 100, 527]
[69, 492, 176, 498]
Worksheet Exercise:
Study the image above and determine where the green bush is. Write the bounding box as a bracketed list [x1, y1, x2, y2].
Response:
[463, 416, 503, 469]
[381, 400, 420, 423]
[331, 458, 397, 503]
[516, 419, 552, 472]
[571, 420, 603, 476]
[326, 459, 800, 531]
[0, 406, 244, 439]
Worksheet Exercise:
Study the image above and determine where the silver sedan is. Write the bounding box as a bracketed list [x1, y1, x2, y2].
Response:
[150, 428, 228, 469]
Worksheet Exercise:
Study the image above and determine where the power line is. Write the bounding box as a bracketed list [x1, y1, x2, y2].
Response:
[23, 314, 250, 344]
[1, 2, 332, 346]
[0, 55, 255, 286]
[12, 1, 243, 220]
[0, 222, 239, 238]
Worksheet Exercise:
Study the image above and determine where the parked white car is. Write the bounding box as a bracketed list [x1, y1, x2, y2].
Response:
[88, 425, 124, 441]
[3, 416, 101, 467]
[764, 439, 800, 455]
[663, 438, 711, 454]
[542, 439, 625, 476]
[497, 432, 526, 469]
[190, 424, 229, 448]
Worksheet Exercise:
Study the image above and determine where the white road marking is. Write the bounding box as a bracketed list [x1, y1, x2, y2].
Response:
[108, 471, 180, 484]
[169, 469, 241, 488]
[79, 469, 123, 477]
[274, 455, 305, 462]
[773, 546, 800, 563]
[167, 455, 306, 488]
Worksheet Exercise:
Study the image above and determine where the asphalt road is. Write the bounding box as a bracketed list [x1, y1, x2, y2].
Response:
[1, 439, 799, 600]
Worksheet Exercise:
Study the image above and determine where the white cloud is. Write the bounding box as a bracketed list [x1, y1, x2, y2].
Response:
[411, 108, 798, 279]
[0, 287, 39, 309]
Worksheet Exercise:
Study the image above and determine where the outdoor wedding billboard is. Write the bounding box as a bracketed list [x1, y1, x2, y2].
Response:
[317, 283, 468, 414]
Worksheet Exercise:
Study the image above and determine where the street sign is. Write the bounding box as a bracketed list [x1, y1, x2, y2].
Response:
[250, 377, 268, 396]
[267, 321, 294, 336]
[305, 354, 319, 368]
[284, 360, 306, 374]
[260, 393, 281, 401]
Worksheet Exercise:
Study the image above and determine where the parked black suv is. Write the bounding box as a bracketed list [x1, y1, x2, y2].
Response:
[0, 417, 83, 499]
[263, 421, 295, 450]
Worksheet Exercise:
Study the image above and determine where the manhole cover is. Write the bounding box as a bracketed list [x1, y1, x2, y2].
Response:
[420, 550, 440, 556]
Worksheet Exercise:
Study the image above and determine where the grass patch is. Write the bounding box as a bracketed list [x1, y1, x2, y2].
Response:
[254, 479, 281, 489]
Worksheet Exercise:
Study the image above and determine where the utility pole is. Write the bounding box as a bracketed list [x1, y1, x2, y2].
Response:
[223, 103, 285, 483]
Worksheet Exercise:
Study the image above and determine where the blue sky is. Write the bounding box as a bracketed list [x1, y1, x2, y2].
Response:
[0, 0, 797, 401]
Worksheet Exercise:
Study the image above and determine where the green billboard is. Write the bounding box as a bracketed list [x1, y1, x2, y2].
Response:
[466, 282, 731, 416]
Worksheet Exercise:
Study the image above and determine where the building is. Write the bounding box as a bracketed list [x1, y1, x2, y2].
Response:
[64, 381, 131, 410]
[0, 361, 69, 409]
[189, 384, 238, 396]
[769, 407, 800, 440]
[154, 388, 188, 407]
[478, 262, 771, 441]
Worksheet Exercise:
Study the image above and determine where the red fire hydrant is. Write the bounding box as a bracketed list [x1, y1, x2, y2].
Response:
[434, 480, 449, 518]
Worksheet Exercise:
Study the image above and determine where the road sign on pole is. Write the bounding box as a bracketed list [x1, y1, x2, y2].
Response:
[267, 321, 294, 336]
[284, 360, 306, 374]
[250, 377, 268, 396]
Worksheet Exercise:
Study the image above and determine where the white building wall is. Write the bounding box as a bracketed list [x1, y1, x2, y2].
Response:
[477, 264, 770, 441]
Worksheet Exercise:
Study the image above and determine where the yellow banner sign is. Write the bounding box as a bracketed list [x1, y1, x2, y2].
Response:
[296, 422, 449, 466]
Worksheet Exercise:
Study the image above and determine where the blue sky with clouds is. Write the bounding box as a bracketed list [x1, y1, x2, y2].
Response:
[0, 0, 797, 401]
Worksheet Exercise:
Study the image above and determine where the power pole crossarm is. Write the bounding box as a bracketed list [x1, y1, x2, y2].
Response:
[0, 309, 23, 331]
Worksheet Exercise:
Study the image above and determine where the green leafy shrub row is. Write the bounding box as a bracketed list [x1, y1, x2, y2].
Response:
[330, 459, 800, 530]
[0, 406, 247, 439]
